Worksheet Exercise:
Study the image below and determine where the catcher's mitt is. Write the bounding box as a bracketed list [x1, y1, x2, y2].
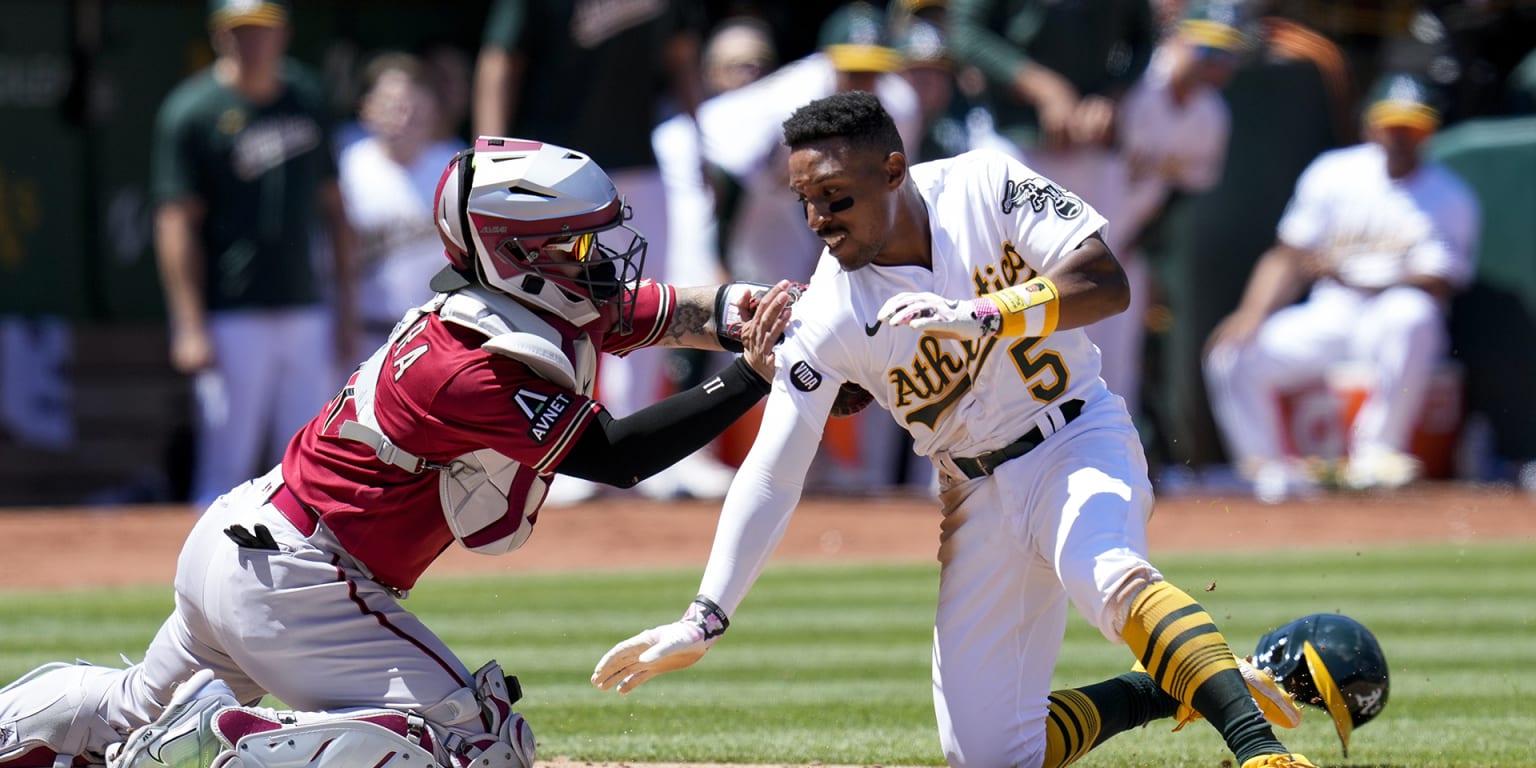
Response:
[831, 382, 874, 418]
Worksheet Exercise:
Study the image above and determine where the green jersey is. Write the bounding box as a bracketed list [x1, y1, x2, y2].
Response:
[151, 59, 336, 311]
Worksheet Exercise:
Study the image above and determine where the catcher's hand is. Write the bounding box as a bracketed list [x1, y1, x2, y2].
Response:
[878, 291, 1000, 340]
[716, 280, 807, 352]
[591, 598, 728, 694]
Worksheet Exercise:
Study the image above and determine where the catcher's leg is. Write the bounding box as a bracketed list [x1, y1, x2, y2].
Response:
[0, 661, 126, 767]
[109, 662, 533, 768]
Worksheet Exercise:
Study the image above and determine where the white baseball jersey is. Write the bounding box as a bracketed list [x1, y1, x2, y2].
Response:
[695, 147, 1129, 609]
[1205, 142, 1480, 473]
[783, 150, 1109, 459]
[1278, 142, 1479, 293]
[1116, 49, 1231, 244]
[694, 149, 1159, 767]
[340, 137, 465, 335]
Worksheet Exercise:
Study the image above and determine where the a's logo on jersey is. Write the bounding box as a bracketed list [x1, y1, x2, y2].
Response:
[789, 361, 823, 392]
[514, 389, 573, 444]
[864, 319, 882, 336]
[1002, 177, 1084, 219]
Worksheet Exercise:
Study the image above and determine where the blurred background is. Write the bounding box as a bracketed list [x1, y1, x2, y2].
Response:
[0, 0, 1532, 507]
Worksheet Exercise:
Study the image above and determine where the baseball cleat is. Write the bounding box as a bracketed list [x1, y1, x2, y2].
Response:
[1239, 753, 1319, 768]
[107, 669, 238, 768]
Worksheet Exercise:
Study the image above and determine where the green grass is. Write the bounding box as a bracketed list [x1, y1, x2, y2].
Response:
[3, 542, 1533, 767]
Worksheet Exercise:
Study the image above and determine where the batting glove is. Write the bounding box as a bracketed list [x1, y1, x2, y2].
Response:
[878, 291, 1001, 340]
[590, 597, 729, 694]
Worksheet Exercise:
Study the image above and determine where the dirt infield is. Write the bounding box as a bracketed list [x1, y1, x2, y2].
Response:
[1, 483, 1532, 591]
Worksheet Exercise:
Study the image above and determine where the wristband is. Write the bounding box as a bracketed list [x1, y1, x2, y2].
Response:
[983, 276, 1060, 337]
[714, 282, 773, 353]
[685, 596, 731, 640]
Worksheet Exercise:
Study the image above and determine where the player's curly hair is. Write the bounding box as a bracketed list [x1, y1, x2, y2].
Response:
[781, 91, 902, 156]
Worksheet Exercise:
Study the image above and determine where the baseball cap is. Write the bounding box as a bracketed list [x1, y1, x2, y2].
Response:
[1365, 73, 1442, 131]
[1177, 0, 1248, 53]
[895, 18, 949, 70]
[208, 0, 290, 30]
[819, 3, 903, 73]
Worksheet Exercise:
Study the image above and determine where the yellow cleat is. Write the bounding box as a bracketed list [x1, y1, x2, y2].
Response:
[1240, 753, 1319, 768]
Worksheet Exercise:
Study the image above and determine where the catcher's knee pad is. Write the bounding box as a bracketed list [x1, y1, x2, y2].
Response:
[0, 661, 125, 767]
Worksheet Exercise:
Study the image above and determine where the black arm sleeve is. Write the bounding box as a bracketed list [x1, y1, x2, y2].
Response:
[556, 356, 771, 487]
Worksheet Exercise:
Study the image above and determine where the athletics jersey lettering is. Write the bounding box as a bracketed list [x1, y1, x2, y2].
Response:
[891, 336, 1004, 429]
[972, 242, 1036, 299]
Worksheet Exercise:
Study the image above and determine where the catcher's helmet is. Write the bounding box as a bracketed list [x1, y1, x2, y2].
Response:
[1253, 613, 1388, 756]
[433, 136, 646, 329]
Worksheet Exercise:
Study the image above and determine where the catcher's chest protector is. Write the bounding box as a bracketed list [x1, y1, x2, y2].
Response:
[341, 286, 597, 556]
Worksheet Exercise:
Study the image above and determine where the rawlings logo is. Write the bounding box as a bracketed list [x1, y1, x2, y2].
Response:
[1002, 177, 1084, 219]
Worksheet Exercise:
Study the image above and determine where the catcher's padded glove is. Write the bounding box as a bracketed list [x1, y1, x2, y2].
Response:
[716, 281, 807, 352]
[591, 597, 728, 694]
[831, 382, 875, 418]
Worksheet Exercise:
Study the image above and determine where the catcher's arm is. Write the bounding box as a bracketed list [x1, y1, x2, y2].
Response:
[653, 281, 805, 351]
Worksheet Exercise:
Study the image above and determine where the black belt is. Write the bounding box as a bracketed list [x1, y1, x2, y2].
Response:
[952, 399, 1085, 479]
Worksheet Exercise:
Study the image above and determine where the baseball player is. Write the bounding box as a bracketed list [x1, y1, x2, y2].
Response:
[1109, 0, 1245, 422]
[0, 138, 796, 768]
[1203, 72, 1480, 501]
[591, 92, 1315, 768]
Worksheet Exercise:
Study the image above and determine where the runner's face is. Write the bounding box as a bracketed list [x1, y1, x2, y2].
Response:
[788, 138, 895, 271]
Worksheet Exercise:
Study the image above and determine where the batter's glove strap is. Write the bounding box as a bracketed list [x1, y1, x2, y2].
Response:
[686, 596, 730, 640]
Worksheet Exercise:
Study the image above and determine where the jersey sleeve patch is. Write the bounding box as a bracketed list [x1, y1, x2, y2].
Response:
[1002, 176, 1085, 219]
[788, 361, 824, 392]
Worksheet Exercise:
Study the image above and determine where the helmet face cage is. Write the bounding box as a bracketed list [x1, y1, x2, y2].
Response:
[434, 138, 648, 330]
[492, 213, 647, 332]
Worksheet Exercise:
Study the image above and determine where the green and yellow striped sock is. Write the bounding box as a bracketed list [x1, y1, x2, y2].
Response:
[1119, 581, 1287, 764]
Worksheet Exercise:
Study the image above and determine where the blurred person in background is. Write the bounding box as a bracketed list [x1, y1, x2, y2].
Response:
[949, 0, 1158, 412]
[341, 52, 467, 353]
[152, 0, 358, 509]
[472, 0, 712, 503]
[891, 6, 1013, 163]
[650, 15, 779, 423]
[699, 1, 921, 287]
[1203, 73, 1480, 501]
[1108, 0, 1246, 425]
[688, 1, 923, 493]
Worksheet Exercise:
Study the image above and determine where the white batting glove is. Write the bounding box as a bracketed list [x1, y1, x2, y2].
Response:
[878, 291, 1001, 340]
[590, 598, 729, 694]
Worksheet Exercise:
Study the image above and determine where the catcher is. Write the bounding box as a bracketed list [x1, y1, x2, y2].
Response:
[0, 137, 811, 768]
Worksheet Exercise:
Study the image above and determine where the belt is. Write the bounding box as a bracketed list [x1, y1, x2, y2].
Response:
[951, 399, 1084, 479]
[269, 483, 320, 536]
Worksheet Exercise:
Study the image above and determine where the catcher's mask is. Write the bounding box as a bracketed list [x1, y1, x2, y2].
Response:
[433, 136, 647, 331]
[1253, 613, 1389, 756]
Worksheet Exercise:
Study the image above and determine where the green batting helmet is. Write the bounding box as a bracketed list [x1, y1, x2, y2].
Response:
[1253, 613, 1389, 756]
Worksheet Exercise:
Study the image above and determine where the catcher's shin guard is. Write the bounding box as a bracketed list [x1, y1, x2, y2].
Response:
[113, 662, 535, 768]
[0, 662, 125, 767]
